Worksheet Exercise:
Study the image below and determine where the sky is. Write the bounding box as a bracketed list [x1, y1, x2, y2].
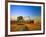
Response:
[10, 5, 41, 18]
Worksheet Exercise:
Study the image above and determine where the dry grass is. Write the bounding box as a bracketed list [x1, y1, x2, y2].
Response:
[10, 20, 41, 32]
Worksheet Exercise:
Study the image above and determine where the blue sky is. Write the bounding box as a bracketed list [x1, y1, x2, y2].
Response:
[10, 5, 41, 17]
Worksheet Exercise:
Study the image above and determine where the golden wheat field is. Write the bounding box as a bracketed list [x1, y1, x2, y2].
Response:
[10, 16, 41, 32]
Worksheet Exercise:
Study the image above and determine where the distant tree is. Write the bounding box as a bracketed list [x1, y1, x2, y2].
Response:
[17, 16, 24, 23]
[17, 16, 23, 21]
